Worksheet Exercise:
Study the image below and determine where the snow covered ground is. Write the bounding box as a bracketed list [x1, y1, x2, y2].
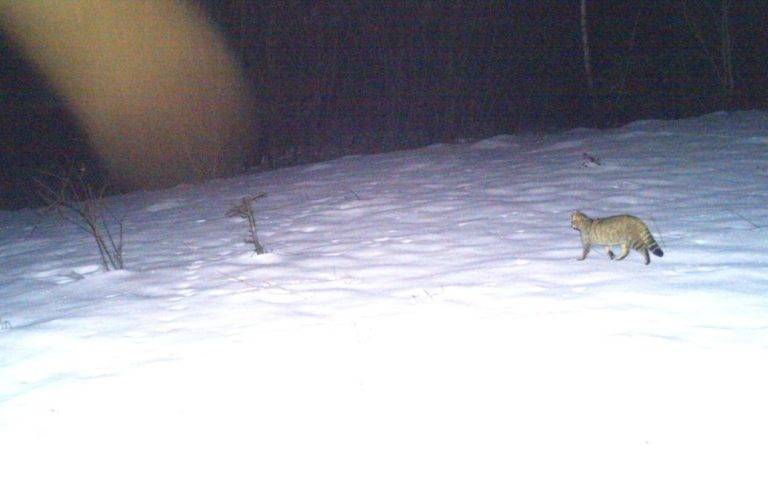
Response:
[2, 111, 768, 479]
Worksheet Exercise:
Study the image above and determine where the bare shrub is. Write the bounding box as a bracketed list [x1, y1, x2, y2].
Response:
[34, 164, 125, 271]
[227, 193, 266, 255]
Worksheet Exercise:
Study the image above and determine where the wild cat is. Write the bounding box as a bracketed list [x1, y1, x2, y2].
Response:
[570, 211, 664, 265]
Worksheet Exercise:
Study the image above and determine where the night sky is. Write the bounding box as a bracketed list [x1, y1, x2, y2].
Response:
[1, 0, 767, 208]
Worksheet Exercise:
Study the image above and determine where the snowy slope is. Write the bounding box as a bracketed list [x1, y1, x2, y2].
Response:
[1, 111, 768, 479]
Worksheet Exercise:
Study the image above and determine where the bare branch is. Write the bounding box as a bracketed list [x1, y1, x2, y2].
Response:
[227, 194, 267, 255]
[33, 165, 126, 271]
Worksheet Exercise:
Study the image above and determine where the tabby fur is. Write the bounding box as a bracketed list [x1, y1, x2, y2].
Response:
[570, 211, 663, 265]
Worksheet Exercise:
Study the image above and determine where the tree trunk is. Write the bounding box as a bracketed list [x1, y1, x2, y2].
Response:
[580, 0, 598, 122]
[720, 0, 735, 100]
[580, 0, 594, 93]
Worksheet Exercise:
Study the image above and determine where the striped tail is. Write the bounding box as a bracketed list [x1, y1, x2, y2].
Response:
[640, 228, 664, 257]
[646, 234, 664, 257]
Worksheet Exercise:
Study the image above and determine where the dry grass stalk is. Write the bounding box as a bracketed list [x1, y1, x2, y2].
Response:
[227, 193, 267, 254]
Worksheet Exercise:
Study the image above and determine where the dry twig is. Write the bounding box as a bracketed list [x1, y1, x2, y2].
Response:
[227, 193, 267, 254]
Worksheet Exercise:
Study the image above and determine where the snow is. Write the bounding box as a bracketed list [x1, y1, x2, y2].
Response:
[2, 111, 768, 479]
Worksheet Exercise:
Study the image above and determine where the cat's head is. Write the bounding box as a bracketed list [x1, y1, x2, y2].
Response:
[570, 211, 590, 230]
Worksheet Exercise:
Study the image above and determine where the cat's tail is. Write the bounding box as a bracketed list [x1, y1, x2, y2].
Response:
[640, 228, 664, 257]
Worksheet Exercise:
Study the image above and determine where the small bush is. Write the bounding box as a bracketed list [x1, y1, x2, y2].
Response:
[34, 164, 125, 271]
[227, 193, 266, 254]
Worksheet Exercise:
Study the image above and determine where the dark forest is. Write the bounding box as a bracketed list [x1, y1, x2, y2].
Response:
[1, 0, 766, 208]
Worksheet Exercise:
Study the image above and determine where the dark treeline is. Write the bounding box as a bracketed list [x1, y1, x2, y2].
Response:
[204, 0, 768, 164]
[1, 0, 767, 208]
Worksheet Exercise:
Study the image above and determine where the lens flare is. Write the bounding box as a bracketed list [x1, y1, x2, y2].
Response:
[0, 0, 255, 189]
